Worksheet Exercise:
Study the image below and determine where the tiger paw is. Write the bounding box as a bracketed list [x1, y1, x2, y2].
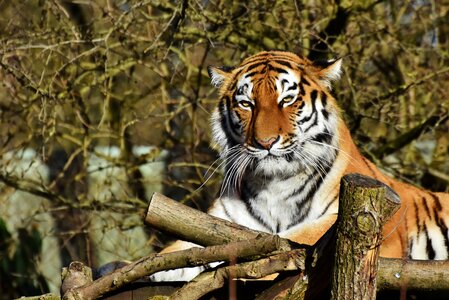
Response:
[150, 266, 205, 282]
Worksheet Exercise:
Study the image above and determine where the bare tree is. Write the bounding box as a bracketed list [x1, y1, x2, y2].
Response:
[0, 0, 448, 297]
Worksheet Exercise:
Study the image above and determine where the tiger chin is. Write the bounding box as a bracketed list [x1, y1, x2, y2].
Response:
[151, 51, 449, 282]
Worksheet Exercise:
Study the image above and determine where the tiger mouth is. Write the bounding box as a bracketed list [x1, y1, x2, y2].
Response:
[244, 145, 296, 160]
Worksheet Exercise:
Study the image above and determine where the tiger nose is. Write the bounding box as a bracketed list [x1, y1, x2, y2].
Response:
[254, 136, 280, 150]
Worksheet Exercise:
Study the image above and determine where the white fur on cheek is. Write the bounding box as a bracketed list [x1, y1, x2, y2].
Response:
[211, 109, 228, 151]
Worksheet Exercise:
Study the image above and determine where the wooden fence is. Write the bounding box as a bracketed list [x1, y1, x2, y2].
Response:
[24, 174, 449, 300]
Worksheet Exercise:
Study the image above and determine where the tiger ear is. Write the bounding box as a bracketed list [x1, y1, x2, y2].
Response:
[207, 66, 233, 88]
[314, 58, 342, 89]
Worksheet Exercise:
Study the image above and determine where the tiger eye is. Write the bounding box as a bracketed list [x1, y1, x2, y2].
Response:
[279, 96, 295, 107]
[238, 100, 253, 109]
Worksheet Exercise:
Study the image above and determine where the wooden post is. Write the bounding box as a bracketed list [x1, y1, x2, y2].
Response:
[61, 261, 93, 295]
[330, 173, 400, 300]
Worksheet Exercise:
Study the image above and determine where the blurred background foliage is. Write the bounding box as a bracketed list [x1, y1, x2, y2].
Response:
[0, 0, 448, 297]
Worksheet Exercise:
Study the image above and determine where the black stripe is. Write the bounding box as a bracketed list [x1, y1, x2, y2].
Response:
[287, 82, 298, 91]
[244, 62, 267, 75]
[300, 111, 317, 129]
[244, 71, 258, 78]
[242, 56, 269, 66]
[408, 238, 414, 259]
[274, 59, 293, 69]
[424, 224, 436, 259]
[306, 114, 320, 133]
[429, 192, 442, 211]
[219, 199, 236, 222]
[240, 184, 273, 232]
[233, 61, 265, 79]
[282, 171, 319, 203]
[281, 79, 288, 87]
[311, 129, 333, 144]
[434, 206, 449, 255]
[267, 63, 289, 74]
[302, 93, 319, 132]
[320, 195, 338, 217]
[236, 84, 248, 96]
[229, 78, 238, 91]
[276, 223, 281, 233]
[218, 99, 232, 145]
[295, 149, 338, 224]
[321, 109, 329, 120]
[270, 53, 299, 61]
[222, 96, 240, 139]
[429, 194, 449, 255]
[422, 197, 432, 220]
[321, 91, 327, 107]
[301, 77, 311, 86]
[284, 151, 295, 162]
[413, 201, 421, 236]
[310, 90, 318, 102]
[298, 90, 318, 125]
[298, 82, 306, 96]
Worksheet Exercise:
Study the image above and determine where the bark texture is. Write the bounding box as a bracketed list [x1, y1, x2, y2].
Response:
[331, 173, 400, 300]
[62, 236, 284, 300]
[146, 192, 290, 248]
[378, 258, 449, 291]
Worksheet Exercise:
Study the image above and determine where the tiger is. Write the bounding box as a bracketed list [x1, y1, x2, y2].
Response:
[151, 50, 449, 282]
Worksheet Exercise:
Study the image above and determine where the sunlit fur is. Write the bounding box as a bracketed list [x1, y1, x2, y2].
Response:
[152, 51, 449, 282]
[208, 51, 449, 260]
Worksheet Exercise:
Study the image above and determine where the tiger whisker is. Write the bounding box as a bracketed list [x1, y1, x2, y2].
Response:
[294, 146, 334, 183]
[308, 140, 358, 168]
[220, 149, 249, 198]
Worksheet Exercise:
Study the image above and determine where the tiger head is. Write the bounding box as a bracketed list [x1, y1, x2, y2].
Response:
[208, 51, 343, 178]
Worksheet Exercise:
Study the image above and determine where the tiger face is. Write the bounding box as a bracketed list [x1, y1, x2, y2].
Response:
[209, 51, 343, 180]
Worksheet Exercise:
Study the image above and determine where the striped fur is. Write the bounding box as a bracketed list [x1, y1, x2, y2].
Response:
[151, 51, 449, 282]
[207, 51, 449, 260]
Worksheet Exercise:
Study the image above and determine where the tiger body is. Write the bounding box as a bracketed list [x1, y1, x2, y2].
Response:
[152, 51, 449, 282]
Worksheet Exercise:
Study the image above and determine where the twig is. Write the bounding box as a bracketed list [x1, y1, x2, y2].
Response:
[62, 235, 287, 300]
[372, 66, 449, 102]
[171, 249, 306, 300]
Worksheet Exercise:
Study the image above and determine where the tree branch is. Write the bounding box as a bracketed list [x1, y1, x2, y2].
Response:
[62, 235, 288, 300]
[145, 192, 292, 249]
[171, 249, 306, 300]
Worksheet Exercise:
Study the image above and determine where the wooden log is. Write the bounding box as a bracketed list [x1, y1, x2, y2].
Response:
[171, 249, 306, 300]
[28, 186, 449, 300]
[13, 294, 61, 300]
[145, 193, 273, 246]
[378, 258, 449, 291]
[330, 173, 400, 300]
[22, 257, 449, 300]
[62, 235, 285, 300]
[145, 193, 309, 297]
